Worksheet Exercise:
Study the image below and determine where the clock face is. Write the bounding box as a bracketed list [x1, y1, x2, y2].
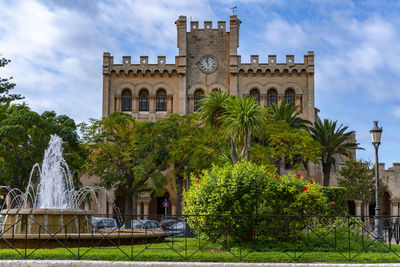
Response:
[199, 56, 217, 73]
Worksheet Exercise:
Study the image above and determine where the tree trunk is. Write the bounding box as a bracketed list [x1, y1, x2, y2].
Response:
[246, 131, 251, 161]
[322, 162, 331, 187]
[176, 175, 183, 216]
[124, 188, 133, 225]
[274, 158, 281, 175]
[230, 134, 238, 164]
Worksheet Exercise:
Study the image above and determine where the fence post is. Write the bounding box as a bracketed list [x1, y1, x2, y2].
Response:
[24, 215, 28, 259]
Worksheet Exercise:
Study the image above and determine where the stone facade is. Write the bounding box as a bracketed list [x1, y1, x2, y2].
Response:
[99, 15, 322, 217]
[102, 16, 316, 123]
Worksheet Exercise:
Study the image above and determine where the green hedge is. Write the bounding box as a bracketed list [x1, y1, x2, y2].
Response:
[322, 187, 348, 215]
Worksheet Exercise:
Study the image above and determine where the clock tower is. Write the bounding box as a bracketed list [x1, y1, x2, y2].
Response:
[176, 16, 241, 113]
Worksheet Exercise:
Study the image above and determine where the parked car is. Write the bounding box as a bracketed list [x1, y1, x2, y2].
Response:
[92, 217, 118, 231]
[131, 220, 163, 231]
[166, 221, 193, 238]
[160, 216, 181, 230]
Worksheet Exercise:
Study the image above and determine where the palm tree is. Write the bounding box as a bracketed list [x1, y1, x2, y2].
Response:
[309, 119, 361, 187]
[269, 101, 311, 130]
[198, 89, 265, 164]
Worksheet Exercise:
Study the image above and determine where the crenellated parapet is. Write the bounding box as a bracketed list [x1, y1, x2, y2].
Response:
[234, 51, 314, 74]
[103, 53, 180, 76]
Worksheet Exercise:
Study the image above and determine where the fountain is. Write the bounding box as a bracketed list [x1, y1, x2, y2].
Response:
[0, 135, 165, 248]
[0, 135, 100, 235]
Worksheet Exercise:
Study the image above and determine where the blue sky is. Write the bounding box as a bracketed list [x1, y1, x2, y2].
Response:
[0, 0, 399, 167]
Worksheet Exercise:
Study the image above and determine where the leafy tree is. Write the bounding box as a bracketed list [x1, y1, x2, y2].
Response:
[0, 57, 23, 103]
[252, 119, 320, 175]
[309, 119, 360, 186]
[0, 104, 82, 191]
[338, 159, 387, 216]
[154, 114, 224, 215]
[198, 90, 265, 164]
[81, 112, 167, 221]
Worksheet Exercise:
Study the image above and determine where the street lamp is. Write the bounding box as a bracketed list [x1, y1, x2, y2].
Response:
[370, 121, 384, 241]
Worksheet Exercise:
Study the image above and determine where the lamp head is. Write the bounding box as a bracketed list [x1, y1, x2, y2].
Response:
[370, 121, 383, 146]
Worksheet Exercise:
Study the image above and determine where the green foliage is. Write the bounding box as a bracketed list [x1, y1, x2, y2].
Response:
[268, 101, 311, 130]
[0, 104, 82, 190]
[184, 162, 332, 241]
[81, 112, 168, 207]
[338, 159, 387, 206]
[0, 56, 23, 103]
[184, 161, 273, 240]
[252, 119, 320, 170]
[198, 90, 265, 163]
[309, 119, 361, 186]
[321, 187, 348, 215]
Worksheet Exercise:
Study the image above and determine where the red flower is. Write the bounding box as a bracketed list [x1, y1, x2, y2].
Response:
[331, 201, 336, 206]
[297, 173, 302, 178]
[275, 175, 279, 179]
[309, 179, 314, 184]
[250, 231, 255, 237]
[195, 179, 200, 184]
[303, 186, 308, 191]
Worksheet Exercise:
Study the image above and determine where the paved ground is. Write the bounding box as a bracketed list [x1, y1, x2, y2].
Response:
[1, 261, 399, 267]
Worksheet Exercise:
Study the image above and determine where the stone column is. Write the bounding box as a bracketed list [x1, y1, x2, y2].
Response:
[136, 201, 141, 219]
[278, 95, 283, 106]
[260, 95, 267, 107]
[167, 95, 173, 113]
[391, 199, 400, 217]
[188, 96, 194, 113]
[115, 95, 121, 111]
[355, 200, 363, 217]
[132, 96, 138, 112]
[142, 198, 151, 219]
[149, 95, 156, 113]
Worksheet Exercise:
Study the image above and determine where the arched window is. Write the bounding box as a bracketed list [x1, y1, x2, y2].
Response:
[121, 89, 132, 111]
[285, 89, 295, 104]
[194, 89, 204, 111]
[156, 89, 167, 111]
[249, 88, 260, 104]
[267, 89, 277, 106]
[139, 89, 149, 111]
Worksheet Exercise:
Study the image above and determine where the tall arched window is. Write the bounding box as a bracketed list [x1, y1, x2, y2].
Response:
[267, 89, 277, 106]
[121, 89, 132, 111]
[249, 88, 260, 104]
[156, 89, 167, 111]
[139, 89, 149, 111]
[194, 89, 204, 111]
[285, 89, 295, 104]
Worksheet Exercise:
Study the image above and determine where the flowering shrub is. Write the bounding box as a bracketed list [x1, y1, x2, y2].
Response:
[184, 161, 273, 241]
[184, 162, 332, 241]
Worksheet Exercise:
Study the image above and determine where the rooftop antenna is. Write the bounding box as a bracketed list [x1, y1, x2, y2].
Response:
[230, 6, 237, 15]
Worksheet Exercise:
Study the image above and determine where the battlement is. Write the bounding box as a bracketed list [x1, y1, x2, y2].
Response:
[234, 51, 315, 74]
[189, 20, 227, 32]
[103, 53, 181, 75]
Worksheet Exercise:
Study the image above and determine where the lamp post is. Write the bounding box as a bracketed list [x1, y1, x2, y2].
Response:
[370, 121, 384, 241]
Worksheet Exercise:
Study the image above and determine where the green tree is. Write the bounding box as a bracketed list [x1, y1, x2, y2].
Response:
[0, 57, 23, 103]
[338, 159, 387, 216]
[198, 90, 265, 164]
[154, 114, 224, 215]
[269, 101, 311, 130]
[252, 119, 320, 175]
[309, 119, 360, 187]
[81, 112, 167, 221]
[0, 104, 82, 190]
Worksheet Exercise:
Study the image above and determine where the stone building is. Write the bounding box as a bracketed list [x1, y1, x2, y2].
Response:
[95, 15, 328, 217]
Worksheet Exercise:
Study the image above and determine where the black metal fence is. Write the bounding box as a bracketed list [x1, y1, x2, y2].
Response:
[1, 214, 400, 262]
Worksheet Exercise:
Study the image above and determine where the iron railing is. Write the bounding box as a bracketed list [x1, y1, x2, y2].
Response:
[0, 214, 400, 262]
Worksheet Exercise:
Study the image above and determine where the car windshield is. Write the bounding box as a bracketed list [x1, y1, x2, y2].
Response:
[93, 218, 117, 228]
[172, 222, 186, 229]
[131, 220, 143, 229]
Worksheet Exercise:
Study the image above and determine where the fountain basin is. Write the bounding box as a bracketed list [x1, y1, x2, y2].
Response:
[0, 208, 92, 235]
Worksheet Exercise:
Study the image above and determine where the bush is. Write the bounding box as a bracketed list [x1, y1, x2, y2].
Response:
[184, 161, 272, 241]
[322, 187, 348, 215]
[184, 162, 333, 241]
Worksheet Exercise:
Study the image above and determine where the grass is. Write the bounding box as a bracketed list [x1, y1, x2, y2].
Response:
[1, 236, 400, 263]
